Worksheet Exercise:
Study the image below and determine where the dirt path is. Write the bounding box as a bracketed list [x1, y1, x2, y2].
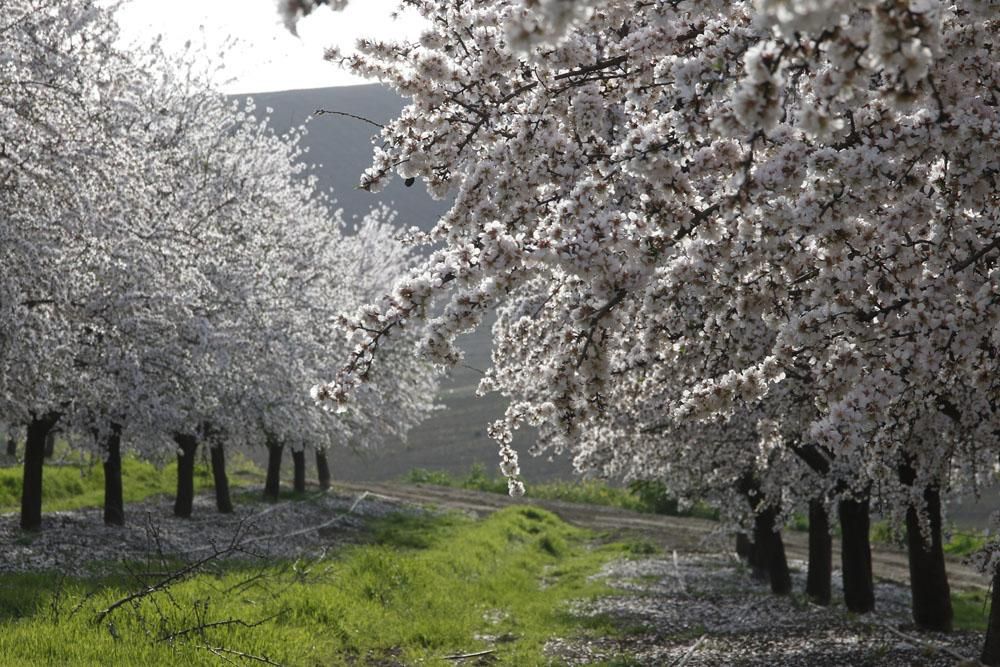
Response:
[332, 480, 988, 592]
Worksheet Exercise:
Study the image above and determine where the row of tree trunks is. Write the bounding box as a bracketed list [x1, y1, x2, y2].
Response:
[264, 445, 332, 498]
[20, 413, 60, 531]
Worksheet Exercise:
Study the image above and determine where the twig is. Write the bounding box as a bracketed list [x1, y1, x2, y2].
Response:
[94, 518, 252, 623]
[196, 644, 282, 666]
[673, 634, 707, 667]
[879, 623, 969, 662]
[158, 613, 281, 642]
[443, 649, 496, 660]
[313, 109, 384, 129]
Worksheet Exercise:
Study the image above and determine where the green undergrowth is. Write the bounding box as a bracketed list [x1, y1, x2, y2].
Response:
[404, 464, 719, 520]
[953, 589, 989, 632]
[0, 506, 638, 666]
[0, 453, 260, 514]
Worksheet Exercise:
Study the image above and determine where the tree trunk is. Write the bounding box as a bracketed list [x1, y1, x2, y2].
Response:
[838, 495, 875, 613]
[210, 443, 233, 514]
[983, 566, 1000, 665]
[903, 485, 953, 631]
[264, 440, 283, 501]
[102, 423, 125, 526]
[21, 414, 58, 531]
[806, 498, 832, 605]
[43, 431, 55, 459]
[5, 434, 16, 457]
[173, 434, 198, 518]
[754, 506, 792, 595]
[292, 450, 306, 493]
[316, 448, 331, 491]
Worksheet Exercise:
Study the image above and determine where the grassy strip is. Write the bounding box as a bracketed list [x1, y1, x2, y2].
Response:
[404, 464, 719, 520]
[0, 454, 260, 514]
[404, 467, 987, 557]
[954, 589, 989, 632]
[0, 506, 641, 666]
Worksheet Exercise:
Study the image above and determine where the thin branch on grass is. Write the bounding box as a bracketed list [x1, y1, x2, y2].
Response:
[197, 644, 282, 666]
[879, 623, 969, 662]
[158, 612, 282, 643]
[673, 634, 707, 667]
[94, 518, 252, 624]
[443, 649, 497, 660]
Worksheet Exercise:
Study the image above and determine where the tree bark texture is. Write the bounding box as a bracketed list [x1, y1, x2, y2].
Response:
[753, 506, 792, 595]
[838, 495, 875, 614]
[21, 414, 58, 531]
[173, 434, 198, 518]
[897, 461, 953, 632]
[316, 448, 331, 491]
[806, 498, 832, 606]
[983, 566, 1000, 665]
[210, 443, 233, 514]
[292, 450, 306, 493]
[102, 423, 125, 526]
[264, 440, 283, 501]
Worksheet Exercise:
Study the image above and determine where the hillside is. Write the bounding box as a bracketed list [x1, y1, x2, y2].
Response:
[241, 85, 573, 482]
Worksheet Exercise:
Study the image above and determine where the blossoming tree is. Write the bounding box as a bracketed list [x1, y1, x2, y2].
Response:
[308, 0, 1000, 650]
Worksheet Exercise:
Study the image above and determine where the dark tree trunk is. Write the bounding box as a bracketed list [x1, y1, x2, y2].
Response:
[21, 413, 58, 531]
[5, 434, 16, 457]
[896, 462, 952, 632]
[983, 566, 1000, 665]
[43, 431, 55, 459]
[316, 448, 331, 491]
[736, 532, 766, 581]
[292, 450, 306, 493]
[753, 506, 792, 595]
[736, 532, 753, 560]
[210, 443, 233, 514]
[173, 434, 198, 518]
[102, 423, 125, 526]
[264, 440, 283, 501]
[806, 499, 832, 606]
[838, 495, 875, 613]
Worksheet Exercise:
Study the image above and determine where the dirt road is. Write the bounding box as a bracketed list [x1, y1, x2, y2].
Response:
[333, 479, 988, 592]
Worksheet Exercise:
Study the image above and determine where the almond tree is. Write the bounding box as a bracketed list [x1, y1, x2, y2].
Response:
[312, 0, 999, 645]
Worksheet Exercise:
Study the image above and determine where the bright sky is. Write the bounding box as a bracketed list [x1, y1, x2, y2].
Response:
[114, 0, 426, 94]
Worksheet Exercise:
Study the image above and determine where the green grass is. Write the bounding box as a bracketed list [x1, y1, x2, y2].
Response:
[0, 453, 260, 514]
[0, 506, 634, 666]
[954, 589, 989, 632]
[404, 464, 719, 520]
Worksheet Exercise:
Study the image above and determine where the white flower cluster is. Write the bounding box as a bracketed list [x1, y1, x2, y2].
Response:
[319, 1, 1000, 602]
[1, 1, 438, 474]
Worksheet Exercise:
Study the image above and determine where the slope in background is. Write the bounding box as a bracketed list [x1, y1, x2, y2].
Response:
[245, 85, 575, 482]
